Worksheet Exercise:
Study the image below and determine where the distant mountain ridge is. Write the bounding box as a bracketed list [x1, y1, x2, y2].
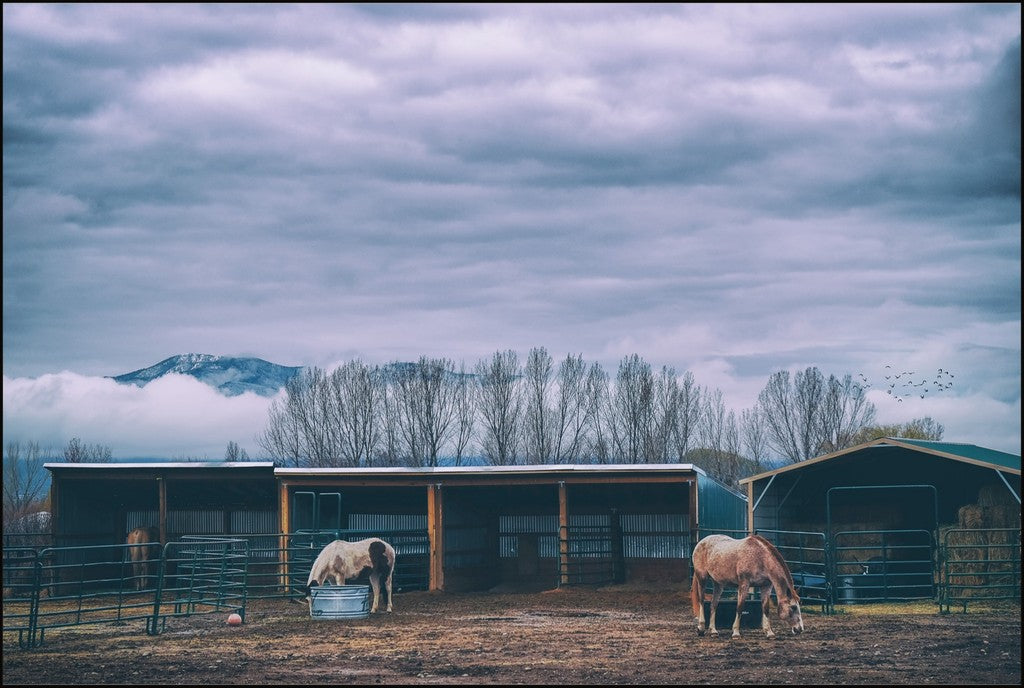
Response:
[110, 354, 303, 397]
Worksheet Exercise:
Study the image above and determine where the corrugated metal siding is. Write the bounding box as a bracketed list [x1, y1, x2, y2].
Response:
[697, 473, 747, 537]
[445, 526, 488, 567]
[499, 515, 559, 558]
[167, 509, 225, 533]
[126, 511, 160, 533]
[348, 513, 427, 532]
[621, 513, 690, 558]
[346, 514, 430, 557]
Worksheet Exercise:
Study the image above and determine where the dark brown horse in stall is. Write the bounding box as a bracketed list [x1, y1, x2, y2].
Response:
[126, 526, 161, 591]
[690, 534, 804, 638]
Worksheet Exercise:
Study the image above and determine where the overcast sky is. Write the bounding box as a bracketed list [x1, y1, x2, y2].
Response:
[3, 4, 1020, 459]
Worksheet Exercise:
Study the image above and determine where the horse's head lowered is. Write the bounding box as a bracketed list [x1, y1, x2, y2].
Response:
[777, 593, 804, 634]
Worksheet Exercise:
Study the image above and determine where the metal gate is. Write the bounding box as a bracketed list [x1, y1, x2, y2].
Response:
[558, 524, 622, 585]
[939, 526, 1021, 613]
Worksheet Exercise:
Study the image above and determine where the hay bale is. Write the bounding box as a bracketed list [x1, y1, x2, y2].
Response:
[939, 524, 986, 594]
[958, 504, 984, 529]
[978, 484, 1016, 507]
[984, 505, 1020, 530]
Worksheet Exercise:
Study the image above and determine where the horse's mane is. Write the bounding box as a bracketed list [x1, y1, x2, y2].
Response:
[750, 535, 796, 598]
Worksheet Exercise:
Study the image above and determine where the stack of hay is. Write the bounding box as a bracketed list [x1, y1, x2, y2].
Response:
[940, 484, 1021, 599]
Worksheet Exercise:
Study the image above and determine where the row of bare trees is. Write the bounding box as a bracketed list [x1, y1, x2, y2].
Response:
[256, 348, 945, 488]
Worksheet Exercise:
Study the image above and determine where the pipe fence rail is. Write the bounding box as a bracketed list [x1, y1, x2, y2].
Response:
[3, 537, 248, 649]
[691, 527, 1020, 615]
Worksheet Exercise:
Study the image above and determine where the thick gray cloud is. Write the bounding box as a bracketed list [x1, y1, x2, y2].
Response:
[3, 4, 1020, 457]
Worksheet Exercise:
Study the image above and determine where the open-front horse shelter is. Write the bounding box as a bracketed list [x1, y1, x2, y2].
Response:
[42, 462, 746, 592]
[739, 438, 1021, 610]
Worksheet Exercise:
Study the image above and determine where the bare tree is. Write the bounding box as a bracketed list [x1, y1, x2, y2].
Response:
[523, 347, 555, 464]
[63, 437, 112, 463]
[740, 406, 771, 473]
[450, 362, 477, 466]
[256, 367, 337, 467]
[585, 361, 613, 463]
[758, 366, 878, 463]
[475, 350, 523, 466]
[649, 366, 680, 462]
[377, 374, 404, 466]
[551, 354, 603, 464]
[257, 372, 308, 467]
[900, 416, 944, 440]
[816, 373, 876, 454]
[757, 367, 821, 463]
[387, 357, 463, 467]
[609, 354, 655, 464]
[672, 372, 702, 461]
[224, 441, 250, 461]
[329, 360, 384, 467]
[698, 387, 728, 476]
[416, 357, 460, 467]
[722, 409, 743, 489]
[849, 416, 945, 445]
[3, 441, 51, 532]
[388, 363, 426, 466]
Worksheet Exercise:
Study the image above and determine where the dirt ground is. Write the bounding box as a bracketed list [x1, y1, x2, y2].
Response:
[3, 584, 1020, 685]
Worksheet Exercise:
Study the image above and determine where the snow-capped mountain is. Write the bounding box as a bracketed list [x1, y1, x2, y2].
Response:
[110, 354, 302, 397]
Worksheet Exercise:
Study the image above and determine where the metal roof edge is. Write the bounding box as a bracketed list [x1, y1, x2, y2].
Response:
[45, 461, 277, 470]
[738, 439, 889, 485]
[738, 437, 1021, 485]
[878, 437, 1021, 474]
[275, 463, 702, 477]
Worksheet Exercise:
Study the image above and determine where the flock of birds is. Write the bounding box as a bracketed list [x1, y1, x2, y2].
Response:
[856, 366, 956, 402]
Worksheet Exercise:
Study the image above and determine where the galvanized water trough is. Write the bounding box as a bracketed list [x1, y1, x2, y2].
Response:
[309, 584, 372, 620]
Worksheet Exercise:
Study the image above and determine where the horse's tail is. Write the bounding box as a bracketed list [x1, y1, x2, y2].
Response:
[369, 539, 393, 579]
[369, 539, 394, 608]
[690, 569, 702, 618]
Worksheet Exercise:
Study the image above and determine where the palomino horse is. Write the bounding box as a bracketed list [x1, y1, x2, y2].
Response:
[304, 538, 396, 614]
[126, 526, 161, 591]
[691, 533, 804, 638]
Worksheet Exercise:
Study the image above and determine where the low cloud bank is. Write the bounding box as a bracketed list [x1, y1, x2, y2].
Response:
[3, 372, 274, 460]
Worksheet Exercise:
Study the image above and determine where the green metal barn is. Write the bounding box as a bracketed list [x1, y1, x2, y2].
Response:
[739, 437, 1021, 611]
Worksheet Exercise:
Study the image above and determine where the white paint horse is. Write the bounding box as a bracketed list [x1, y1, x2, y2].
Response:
[691, 533, 804, 638]
[126, 525, 161, 591]
[304, 538, 396, 614]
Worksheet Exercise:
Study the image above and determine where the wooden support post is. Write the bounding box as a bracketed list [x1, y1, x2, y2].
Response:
[559, 481, 569, 586]
[428, 483, 445, 591]
[279, 481, 291, 594]
[158, 477, 167, 544]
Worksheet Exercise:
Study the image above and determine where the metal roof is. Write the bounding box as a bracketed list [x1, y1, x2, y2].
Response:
[887, 439, 1021, 471]
[739, 437, 1021, 485]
